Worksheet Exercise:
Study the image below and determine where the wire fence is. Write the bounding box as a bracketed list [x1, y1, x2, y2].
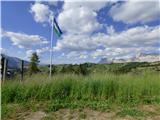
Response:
[1, 55, 25, 82]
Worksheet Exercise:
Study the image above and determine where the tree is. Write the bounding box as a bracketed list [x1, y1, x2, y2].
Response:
[60, 65, 73, 74]
[79, 63, 90, 76]
[28, 52, 40, 75]
[51, 65, 57, 74]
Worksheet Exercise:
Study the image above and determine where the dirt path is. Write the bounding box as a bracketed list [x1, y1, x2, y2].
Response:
[3, 104, 160, 120]
[23, 107, 160, 120]
[24, 109, 116, 120]
[25, 111, 46, 120]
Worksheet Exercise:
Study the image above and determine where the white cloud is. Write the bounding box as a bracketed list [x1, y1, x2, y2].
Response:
[55, 25, 159, 51]
[54, 34, 100, 51]
[63, 1, 107, 11]
[0, 48, 7, 54]
[26, 47, 50, 60]
[91, 46, 159, 59]
[55, 25, 159, 59]
[2, 30, 48, 48]
[28, 1, 159, 63]
[66, 51, 88, 59]
[109, 1, 160, 24]
[106, 25, 115, 35]
[26, 50, 34, 58]
[100, 25, 160, 48]
[58, 1, 107, 34]
[30, 2, 52, 23]
[36, 47, 50, 55]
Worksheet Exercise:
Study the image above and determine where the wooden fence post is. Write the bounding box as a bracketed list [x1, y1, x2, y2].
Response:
[1, 56, 4, 82]
[20, 60, 24, 82]
[3, 58, 7, 83]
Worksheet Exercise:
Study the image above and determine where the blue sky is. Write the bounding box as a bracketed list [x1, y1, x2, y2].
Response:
[1, 1, 160, 64]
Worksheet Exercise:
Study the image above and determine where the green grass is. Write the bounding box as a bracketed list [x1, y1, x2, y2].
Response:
[2, 71, 160, 119]
[2, 72, 160, 104]
[116, 108, 152, 117]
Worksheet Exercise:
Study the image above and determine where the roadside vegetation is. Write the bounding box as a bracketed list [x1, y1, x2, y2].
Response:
[2, 70, 160, 119]
[1, 53, 160, 119]
[2, 72, 160, 104]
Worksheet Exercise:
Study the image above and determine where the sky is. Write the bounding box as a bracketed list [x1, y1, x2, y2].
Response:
[1, 0, 160, 64]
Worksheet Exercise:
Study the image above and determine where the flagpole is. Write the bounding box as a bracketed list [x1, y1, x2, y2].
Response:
[49, 16, 54, 78]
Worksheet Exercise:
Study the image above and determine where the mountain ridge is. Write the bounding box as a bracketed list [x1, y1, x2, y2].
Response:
[99, 53, 160, 64]
[1, 54, 29, 69]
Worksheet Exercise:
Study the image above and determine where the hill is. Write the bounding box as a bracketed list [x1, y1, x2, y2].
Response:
[40, 61, 160, 75]
[1, 54, 29, 69]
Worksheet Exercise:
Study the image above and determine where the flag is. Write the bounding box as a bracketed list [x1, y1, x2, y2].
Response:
[53, 18, 62, 37]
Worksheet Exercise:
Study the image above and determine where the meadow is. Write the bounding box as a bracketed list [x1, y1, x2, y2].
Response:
[1, 62, 160, 119]
[2, 72, 160, 104]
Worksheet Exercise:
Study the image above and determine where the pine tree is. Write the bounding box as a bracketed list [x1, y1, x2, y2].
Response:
[28, 52, 40, 75]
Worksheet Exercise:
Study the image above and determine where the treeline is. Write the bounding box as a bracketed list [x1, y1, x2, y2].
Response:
[42, 63, 93, 76]
[40, 61, 160, 75]
[28, 53, 92, 76]
[20, 52, 160, 77]
[3, 52, 159, 81]
[28, 53, 160, 75]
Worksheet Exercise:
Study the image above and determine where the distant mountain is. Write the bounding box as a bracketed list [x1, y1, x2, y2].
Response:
[1, 54, 29, 69]
[99, 58, 113, 64]
[99, 53, 160, 64]
[134, 53, 160, 62]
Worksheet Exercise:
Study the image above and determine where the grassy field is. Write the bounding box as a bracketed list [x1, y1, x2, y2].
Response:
[2, 72, 160, 104]
[2, 70, 160, 119]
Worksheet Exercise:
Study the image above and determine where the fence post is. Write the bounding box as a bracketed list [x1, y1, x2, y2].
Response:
[20, 60, 24, 82]
[1, 56, 4, 82]
[3, 58, 7, 83]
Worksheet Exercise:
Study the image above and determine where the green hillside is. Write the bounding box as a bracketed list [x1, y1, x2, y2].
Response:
[40, 61, 160, 75]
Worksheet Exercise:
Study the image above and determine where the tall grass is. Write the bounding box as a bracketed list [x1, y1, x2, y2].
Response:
[2, 72, 160, 104]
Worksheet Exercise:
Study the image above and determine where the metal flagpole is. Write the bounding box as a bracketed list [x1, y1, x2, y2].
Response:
[49, 16, 54, 77]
